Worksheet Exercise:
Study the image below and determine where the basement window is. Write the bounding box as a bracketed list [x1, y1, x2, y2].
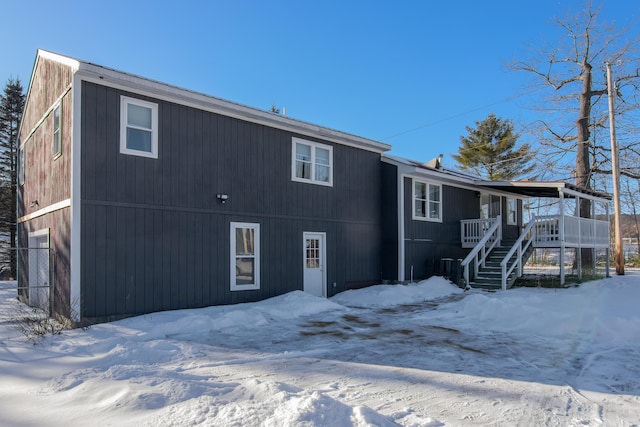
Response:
[120, 96, 158, 158]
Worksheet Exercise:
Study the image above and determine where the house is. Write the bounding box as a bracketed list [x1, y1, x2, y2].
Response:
[380, 154, 612, 288]
[17, 50, 390, 323]
[17, 50, 611, 324]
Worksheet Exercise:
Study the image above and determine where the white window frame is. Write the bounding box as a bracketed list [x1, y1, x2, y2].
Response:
[412, 179, 442, 222]
[52, 103, 62, 158]
[291, 137, 333, 187]
[18, 146, 25, 185]
[230, 222, 260, 291]
[507, 197, 517, 225]
[120, 96, 158, 159]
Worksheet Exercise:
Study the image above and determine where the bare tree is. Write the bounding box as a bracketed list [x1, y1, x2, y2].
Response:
[512, 1, 639, 268]
[512, 1, 639, 202]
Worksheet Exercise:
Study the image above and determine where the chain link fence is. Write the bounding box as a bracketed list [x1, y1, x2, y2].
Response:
[0, 247, 53, 316]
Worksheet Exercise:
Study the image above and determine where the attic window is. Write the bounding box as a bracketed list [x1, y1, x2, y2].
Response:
[120, 96, 158, 158]
[52, 104, 62, 158]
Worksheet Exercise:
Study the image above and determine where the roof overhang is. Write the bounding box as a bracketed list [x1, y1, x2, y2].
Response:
[474, 180, 612, 202]
[37, 49, 391, 154]
[383, 155, 611, 203]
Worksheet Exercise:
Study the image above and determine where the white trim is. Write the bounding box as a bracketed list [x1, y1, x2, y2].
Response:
[28, 228, 50, 246]
[17, 199, 71, 223]
[20, 86, 72, 150]
[479, 192, 502, 220]
[230, 222, 260, 291]
[71, 65, 390, 154]
[411, 178, 442, 223]
[18, 146, 24, 186]
[70, 74, 82, 322]
[398, 172, 408, 281]
[52, 102, 62, 158]
[291, 137, 333, 187]
[506, 197, 517, 225]
[119, 96, 158, 159]
[382, 155, 529, 201]
[303, 231, 327, 297]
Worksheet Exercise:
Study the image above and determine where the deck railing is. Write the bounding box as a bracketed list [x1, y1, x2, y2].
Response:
[460, 218, 496, 248]
[532, 215, 609, 248]
[460, 213, 610, 289]
[460, 216, 501, 286]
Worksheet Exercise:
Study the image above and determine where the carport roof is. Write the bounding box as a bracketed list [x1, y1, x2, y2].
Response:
[475, 180, 612, 201]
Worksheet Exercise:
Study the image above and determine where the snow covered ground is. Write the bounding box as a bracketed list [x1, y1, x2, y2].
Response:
[1, 273, 639, 426]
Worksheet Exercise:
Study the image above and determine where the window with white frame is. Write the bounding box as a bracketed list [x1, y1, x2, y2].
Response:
[230, 222, 260, 291]
[18, 147, 25, 185]
[52, 104, 62, 158]
[120, 96, 158, 158]
[413, 179, 442, 221]
[507, 197, 517, 225]
[291, 137, 333, 186]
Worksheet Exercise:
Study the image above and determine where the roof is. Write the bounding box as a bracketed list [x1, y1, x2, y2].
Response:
[474, 180, 612, 201]
[383, 154, 612, 202]
[35, 50, 391, 154]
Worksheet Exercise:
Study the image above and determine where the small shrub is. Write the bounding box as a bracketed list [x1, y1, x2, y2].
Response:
[13, 305, 68, 344]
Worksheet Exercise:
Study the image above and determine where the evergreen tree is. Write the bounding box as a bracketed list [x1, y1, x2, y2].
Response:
[453, 113, 535, 181]
[0, 78, 25, 278]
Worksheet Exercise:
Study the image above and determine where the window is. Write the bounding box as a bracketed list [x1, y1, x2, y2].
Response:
[480, 193, 501, 219]
[230, 222, 260, 291]
[413, 179, 441, 222]
[120, 96, 158, 158]
[507, 197, 517, 225]
[53, 104, 62, 158]
[18, 147, 25, 185]
[291, 137, 333, 186]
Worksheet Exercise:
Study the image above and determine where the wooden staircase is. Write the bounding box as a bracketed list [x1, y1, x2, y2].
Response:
[469, 246, 516, 289]
[468, 243, 535, 289]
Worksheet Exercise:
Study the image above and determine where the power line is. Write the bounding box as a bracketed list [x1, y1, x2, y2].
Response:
[381, 88, 539, 141]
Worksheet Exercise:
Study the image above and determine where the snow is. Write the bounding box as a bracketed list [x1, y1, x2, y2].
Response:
[1, 274, 639, 426]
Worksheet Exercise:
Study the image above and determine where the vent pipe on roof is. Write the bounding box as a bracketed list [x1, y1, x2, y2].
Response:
[424, 154, 444, 170]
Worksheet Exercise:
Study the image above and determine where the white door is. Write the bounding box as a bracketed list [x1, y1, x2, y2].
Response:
[303, 232, 326, 297]
[28, 231, 50, 312]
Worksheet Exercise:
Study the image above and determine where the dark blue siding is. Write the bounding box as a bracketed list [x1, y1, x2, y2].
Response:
[80, 82, 382, 320]
[403, 177, 478, 280]
[380, 162, 398, 280]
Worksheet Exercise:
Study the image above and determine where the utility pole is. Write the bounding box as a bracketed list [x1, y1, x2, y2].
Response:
[606, 61, 624, 275]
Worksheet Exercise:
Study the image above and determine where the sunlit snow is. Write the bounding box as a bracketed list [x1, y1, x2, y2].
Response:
[1, 274, 639, 426]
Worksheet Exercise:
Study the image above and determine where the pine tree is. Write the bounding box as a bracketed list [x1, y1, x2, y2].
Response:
[453, 113, 535, 181]
[0, 78, 25, 278]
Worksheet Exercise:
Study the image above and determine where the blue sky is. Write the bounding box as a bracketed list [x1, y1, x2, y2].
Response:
[2, 0, 637, 165]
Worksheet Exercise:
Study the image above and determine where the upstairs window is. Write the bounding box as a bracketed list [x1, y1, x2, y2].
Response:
[18, 147, 25, 185]
[120, 96, 158, 158]
[292, 138, 333, 186]
[413, 179, 442, 222]
[52, 104, 62, 158]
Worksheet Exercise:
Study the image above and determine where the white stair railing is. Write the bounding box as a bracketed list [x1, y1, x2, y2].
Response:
[500, 215, 538, 290]
[460, 216, 501, 287]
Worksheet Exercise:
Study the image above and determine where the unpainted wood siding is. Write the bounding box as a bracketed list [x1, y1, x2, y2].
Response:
[17, 56, 73, 318]
[17, 211, 72, 317]
[403, 177, 478, 280]
[80, 82, 382, 320]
